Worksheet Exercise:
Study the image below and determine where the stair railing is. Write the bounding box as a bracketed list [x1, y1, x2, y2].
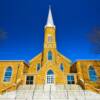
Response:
[0, 79, 22, 94]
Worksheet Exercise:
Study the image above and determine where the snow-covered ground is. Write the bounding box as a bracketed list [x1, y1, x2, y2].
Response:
[0, 84, 100, 100]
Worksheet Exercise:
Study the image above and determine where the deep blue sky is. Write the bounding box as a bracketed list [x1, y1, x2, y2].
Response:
[0, 0, 100, 63]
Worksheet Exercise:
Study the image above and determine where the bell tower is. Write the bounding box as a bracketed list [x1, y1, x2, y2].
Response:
[44, 6, 56, 49]
[42, 6, 57, 65]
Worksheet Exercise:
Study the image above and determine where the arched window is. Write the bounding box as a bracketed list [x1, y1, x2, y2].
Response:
[60, 63, 64, 71]
[47, 70, 54, 75]
[4, 67, 12, 82]
[48, 35, 52, 42]
[48, 51, 52, 60]
[47, 70, 54, 84]
[88, 66, 97, 81]
[37, 63, 41, 72]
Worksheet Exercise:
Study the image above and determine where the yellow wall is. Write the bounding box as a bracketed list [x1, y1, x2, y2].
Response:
[72, 60, 100, 92]
[0, 61, 29, 93]
[28, 51, 71, 85]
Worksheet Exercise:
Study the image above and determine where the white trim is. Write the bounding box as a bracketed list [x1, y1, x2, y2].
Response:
[48, 34, 51, 36]
[80, 78, 84, 82]
[67, 73, 76, 75]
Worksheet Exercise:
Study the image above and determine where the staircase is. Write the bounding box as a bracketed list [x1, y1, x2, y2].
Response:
[0, 84, 100, 100]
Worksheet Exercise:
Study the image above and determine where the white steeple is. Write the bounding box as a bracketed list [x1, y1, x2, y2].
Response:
[45, 6, 55, 28]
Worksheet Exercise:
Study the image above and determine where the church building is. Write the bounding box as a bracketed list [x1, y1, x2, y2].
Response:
[0, 6, 100, 94]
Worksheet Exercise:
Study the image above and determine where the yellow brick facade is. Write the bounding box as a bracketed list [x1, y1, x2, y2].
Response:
[0, 7, 100, 94]
[0, 61, 28, 93]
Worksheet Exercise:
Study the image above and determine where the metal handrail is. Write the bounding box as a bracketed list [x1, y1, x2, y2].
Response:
[0, 79, 22, 94]
[85, 83, 100, 93]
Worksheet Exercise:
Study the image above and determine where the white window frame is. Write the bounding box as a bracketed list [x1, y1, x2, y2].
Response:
[46, 74, 55, 84]
[67, 74, 75, 84]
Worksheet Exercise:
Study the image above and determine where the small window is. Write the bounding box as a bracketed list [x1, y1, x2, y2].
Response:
[48, 51, 52, 60]
[37, 63, 41, 71]
[48, 35, 52, 42]
[60, 63, 64, 71]
[88, 66, 97, 81]
[4, 67, 12, 82]
[26, 76, 34, 85]
[67, 75, 75, 84]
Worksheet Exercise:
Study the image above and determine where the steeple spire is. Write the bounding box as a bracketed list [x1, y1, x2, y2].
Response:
[45, 6, 55, 28]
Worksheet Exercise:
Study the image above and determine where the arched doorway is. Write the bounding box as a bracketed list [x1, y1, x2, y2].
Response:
[46, 70, 54, 84]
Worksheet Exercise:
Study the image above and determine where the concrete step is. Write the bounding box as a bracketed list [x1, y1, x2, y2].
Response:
[0, 85, 100, 100]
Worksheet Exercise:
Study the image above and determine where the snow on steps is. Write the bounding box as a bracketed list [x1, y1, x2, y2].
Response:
[0, 85, 100, 100]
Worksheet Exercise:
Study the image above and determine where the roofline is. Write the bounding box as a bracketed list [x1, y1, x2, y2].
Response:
[0, 60, 25, 62]
[57, 51, 72, 63]
[73, 59, 100, 63]
[76, 59, 100, 61]
[0, 60, 29, 66]
[29, 52, 42, 63]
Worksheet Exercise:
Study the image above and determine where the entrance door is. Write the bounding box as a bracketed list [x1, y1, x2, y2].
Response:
[26, 76, 34, 85]
[46, 70, 54, 84]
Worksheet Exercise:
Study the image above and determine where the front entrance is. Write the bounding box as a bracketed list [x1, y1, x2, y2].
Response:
[46, 70, 54, 84]
[26, 76, 34, 85]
